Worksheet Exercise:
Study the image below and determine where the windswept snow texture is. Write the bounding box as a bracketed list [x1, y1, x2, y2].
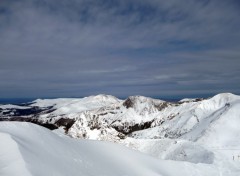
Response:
[1, 93, 240, 175]
[31, 94, 121, 115]
[0, 122, 222, 176]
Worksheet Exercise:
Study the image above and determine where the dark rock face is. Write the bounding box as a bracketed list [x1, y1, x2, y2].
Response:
[195, 98, 204, 102]
[112, 121, 153, 135]
[0, 106, 55, 117]
[0, 116, 76, 131]
[177, 98, 205, 105]
[117, 133, 126, 139]
[39, 123, 58, 130]
[0, 105, 60, 131]
[154, 102, 169, 111]
[11, 107, 43, 116]
[0, 117, 58, 130]
[55, 118, 75, 132]
[123, 98, 134, 108]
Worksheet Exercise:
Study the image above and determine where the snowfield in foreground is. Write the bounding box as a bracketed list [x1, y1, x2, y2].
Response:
[0, 122, 236, 176]
[1, 93, 240, 175]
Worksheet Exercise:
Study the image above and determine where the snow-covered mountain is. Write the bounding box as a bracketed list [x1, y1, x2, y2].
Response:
[0, 93, 240, 175]
[0, 122, 227, 176]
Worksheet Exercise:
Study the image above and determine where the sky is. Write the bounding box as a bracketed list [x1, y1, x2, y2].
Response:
[0, 0, 240, 99]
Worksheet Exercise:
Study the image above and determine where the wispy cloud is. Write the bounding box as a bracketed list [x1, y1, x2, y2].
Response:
[0, 0, 239, 98]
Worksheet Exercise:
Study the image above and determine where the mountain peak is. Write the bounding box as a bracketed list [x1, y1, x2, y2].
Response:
[90, 94, 120, 102]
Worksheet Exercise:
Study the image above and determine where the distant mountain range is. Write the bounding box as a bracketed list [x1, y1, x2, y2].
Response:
[1, 93, 240, 175]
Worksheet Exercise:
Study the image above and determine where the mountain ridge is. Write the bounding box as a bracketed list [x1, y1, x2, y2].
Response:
[1, 92, 240, 167]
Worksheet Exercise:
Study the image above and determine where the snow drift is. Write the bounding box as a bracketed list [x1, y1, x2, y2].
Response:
[0, 122, 223, 176]
[1, 93, 240, 175]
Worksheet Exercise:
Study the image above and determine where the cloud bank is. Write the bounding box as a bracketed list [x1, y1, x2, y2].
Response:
[0, 0, 240, 98]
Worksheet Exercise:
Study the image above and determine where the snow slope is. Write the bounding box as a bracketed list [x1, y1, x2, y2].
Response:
[0, 122, 223, 176]
[125, 93, 240, 167]
[123, 138, 215, 164]
[31, 94, 121, 115]
[0, 104, 30, 110]
[1, 93, 240, 174]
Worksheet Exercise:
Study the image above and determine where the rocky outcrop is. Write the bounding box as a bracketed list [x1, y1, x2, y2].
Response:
[0, 117, 58, 130]
[112, 121, 153, 135]
[55, 118, 75, 132]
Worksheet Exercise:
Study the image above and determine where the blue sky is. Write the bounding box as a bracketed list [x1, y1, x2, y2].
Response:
[0, 0, 240, 99]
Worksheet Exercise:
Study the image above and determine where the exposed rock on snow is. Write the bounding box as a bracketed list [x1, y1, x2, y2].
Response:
[0, 122, 237, 176]
[1, 93, 240, 173]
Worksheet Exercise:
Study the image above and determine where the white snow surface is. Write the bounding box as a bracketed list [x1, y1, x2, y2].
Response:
[123, 138, 215, 164]
[0, 122, 226, 176]
[126, 93, 240, 163]
[1, 93, 240, 175]
[31, 94, 121, 115]
[30, 93, 240, 164]
[0, 104, 30, 110]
